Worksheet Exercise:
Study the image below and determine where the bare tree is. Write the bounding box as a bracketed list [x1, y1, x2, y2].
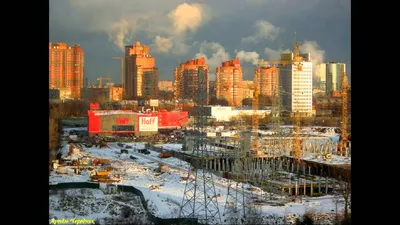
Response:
[333, 167, 351, 221]
[49, 107, 61, 167]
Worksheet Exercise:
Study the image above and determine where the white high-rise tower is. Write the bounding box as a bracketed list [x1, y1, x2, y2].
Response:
[280, 52, 313, 114]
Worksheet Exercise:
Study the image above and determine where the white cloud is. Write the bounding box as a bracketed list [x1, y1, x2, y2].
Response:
[300, 41, 325, 80]
[235, 50, 260, 65]
[194, 42, 231, 80]
[264, 47, 291, 60]
[168, 3, 208, 36]
[241, 20, 280, 43]
[54, 1, 211, 53]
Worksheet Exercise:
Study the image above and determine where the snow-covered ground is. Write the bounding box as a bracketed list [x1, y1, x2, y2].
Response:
[49, 188, 152, 225]
[50, 139, 349, 224]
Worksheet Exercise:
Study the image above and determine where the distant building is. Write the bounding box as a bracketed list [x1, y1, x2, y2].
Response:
[319, 62, 346, 96]
[158, 80, 173, 92]
[209, 80, 216, 99]
[49, 42, 84, 99]
[242, 80, 254, 99]
[174, 57, 209, 104]
[59, 87, 72, 100]
[109, 87, 123, 101]
[216, 58, 244, 106]
[193, 106, 271, 122]
[49, 89, 60, 99]
[82, 85, 123, 102]
[254, 66, 278, 97]
[125, 41, 158, 99]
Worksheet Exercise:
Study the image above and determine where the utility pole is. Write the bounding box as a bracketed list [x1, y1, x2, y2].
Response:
[180, 66, 221, 224]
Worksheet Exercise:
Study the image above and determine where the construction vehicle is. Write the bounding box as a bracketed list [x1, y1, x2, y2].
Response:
[138, 149, 151, 154]
[93, 158, 110, 166]
[159, 152, 172, 158]
[121, 149, 129, 154]
[90, 170, 110, 180]
[159, 147, 172, 158]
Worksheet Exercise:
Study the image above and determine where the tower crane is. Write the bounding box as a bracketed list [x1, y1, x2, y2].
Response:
[251, 76, 261, 153]
[339, 72, 350, 156]
[97, 76, 111, 87]
[258, 43, 304, 70]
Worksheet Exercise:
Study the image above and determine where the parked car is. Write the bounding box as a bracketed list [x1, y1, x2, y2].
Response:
[138, 149, 150, 154]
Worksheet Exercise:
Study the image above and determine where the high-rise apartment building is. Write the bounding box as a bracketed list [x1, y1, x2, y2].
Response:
[158, 80, 173, 92]
[125, 41, 158, 99]
[216, 58, 244, 107]
[49, 42, 84, 99]
[254, 66, 278, 97]
[319, 62, 346, 96]
[279, 53, 313, 114]
[174, 57, 209, 104]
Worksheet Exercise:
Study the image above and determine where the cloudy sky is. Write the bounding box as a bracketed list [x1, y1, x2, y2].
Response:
[49, 0, 350, 85]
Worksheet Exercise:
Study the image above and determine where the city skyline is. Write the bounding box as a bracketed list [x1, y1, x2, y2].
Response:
[50, 0, 350, 85]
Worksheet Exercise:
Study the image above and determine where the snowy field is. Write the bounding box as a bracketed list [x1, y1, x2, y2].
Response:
[50, 138, 349, 224]
[49, 188, 153, 224]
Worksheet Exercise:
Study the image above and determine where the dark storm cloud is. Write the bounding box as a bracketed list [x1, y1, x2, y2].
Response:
[49, 0, 350, 83]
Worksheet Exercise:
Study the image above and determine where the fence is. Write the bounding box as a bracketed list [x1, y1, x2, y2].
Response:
[49, 182, 198, 225]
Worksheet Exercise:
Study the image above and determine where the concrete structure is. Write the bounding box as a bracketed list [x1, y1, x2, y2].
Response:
[49, 89, 60, 99]
[174, 57, 209, 104]
[242, 80, 254, 99]
[81, 85, 123, 102]
[195, 106, 270, 122]
[280, 53, 313, 114]
[125, 41, 158, 99]
[49, 42, 84, 99]
[158, 80, 173, 92]
[319, 62, 346, 96]
[254, 66, 278, 97]
[216, 58, 244, 106]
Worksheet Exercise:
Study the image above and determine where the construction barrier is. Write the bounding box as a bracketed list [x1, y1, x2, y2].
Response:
[49, 182, 198, 225]
[49, 182, 99, 190]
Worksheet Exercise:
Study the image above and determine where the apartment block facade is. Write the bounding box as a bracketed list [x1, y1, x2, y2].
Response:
[49, 42, 84, 99]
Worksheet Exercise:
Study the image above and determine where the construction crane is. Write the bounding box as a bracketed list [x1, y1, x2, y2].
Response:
[258, 43, 304, 70]
[292, 111, 302, 163]
[112, 57, 124, 90]
[251, 78, 261, 154]
[339, 72, 350, 156]
[259, 40, 306, 162]
[97, 76, 111, 87]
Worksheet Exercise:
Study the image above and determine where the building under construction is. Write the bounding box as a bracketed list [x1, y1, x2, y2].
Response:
[81, 84, 123, 102]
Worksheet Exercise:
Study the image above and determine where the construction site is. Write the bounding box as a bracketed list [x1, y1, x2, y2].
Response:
[49, 42, 350, 225]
